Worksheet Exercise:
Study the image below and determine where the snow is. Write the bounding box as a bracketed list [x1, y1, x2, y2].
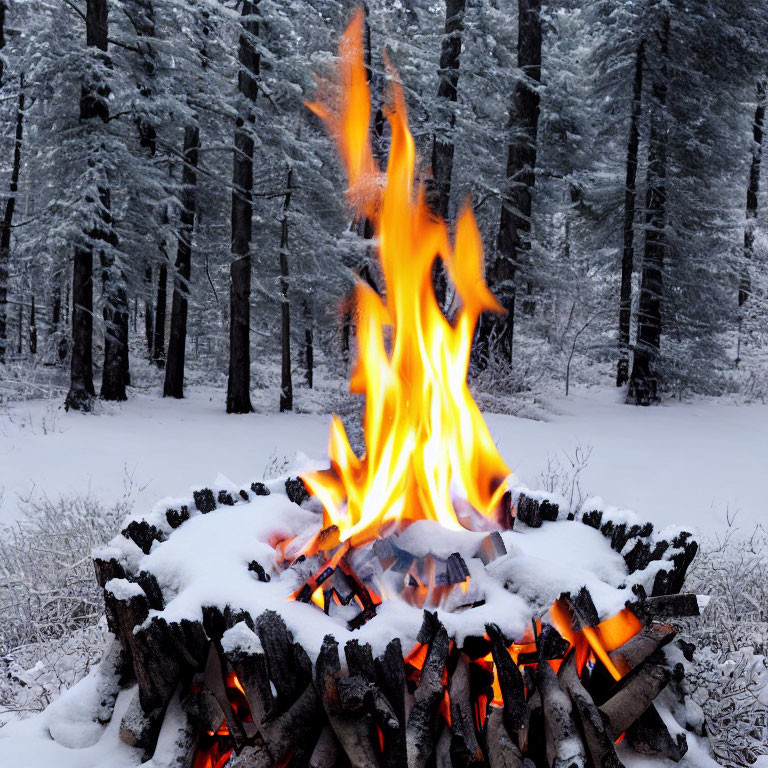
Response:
[0, 385, 748, 767]
[0, 682, 141, 768]
[2, 387, 766, 535]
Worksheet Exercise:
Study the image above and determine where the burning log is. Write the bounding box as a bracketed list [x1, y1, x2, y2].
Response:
[558, 653, 623, 768]
[598, 664, 670, 739]
[475, 531, 507, 565]
[238, 685, 321, 768]
[449, 655, 484, 766]
[607, 622, 676, 674]
[315, 635, 383, 768]
[486, 623, 526, 734]
[375, 638, 408, 768]
[486, 707, 523, 768]
[406, 612, 451, 768]
[535, 659, 586, 768]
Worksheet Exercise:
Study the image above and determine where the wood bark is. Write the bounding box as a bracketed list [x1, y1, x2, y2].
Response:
[617, 42, 644, 386]
[67, 0, 112, 410]
[100, 200, 129, 401]
[628, 10, 669, 405]
[430, 0, 466, 309]
[536, 659, 586, 768]
[144, 263, 154, 355]
[303, 298, 314, 388]
[0, 72, 23, 363]
[739, 81, 766, 310]
[164, 124, 199, 398]
[477, 0, 541, 367]
[406, 614, 450, 768]
[226, 0, 259, 414]
[29, 293, 36, 354]
[559, 653, 623, 768]
[431, 0, 466, 223]
[153, 261, 167, 366]
[280, 168, 293, 412]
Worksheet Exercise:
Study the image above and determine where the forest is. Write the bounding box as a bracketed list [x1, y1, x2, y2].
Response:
[2, 3, 768, 765]
[1, 0, 767, 411]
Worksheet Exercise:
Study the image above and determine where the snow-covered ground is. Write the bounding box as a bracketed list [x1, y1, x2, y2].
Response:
[1, 386, 766, 535]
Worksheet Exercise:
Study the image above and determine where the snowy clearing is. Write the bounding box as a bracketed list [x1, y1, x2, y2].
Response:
[1, 386, 766, 535]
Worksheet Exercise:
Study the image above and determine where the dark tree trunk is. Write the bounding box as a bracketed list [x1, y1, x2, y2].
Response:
[0, 1, 5, 87]
[100, 185, 129, 401]
[0, 73, 24, 363]
[476, 0, 541, 367]
[430, 0, 466, 223]
[29, 293, 36, 354]
[226, 0, 259, 414]
[153, 261, 167, 367]
[617, 42, 644, 387]
[164, 124, 199, 398]
[280, 168, 293, 413]
[304, 299, 313, 389]
[628, 11, 669, 406]
[739, 81, 766, 309]
[66, 0, 117, 408]
[144, 263, 154, 355]
[430, 0, 466, 308]
[100, 0, 135, 398]
[51, 281, 68, 362]
[16, 297, 21, 354]
[131, 0, 157, 155]
[67, 244, 95, 410]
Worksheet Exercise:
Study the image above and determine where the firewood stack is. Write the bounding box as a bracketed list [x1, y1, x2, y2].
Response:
[90, 479, 703, 768]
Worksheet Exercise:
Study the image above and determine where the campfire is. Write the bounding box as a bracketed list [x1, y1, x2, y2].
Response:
[88, 12, 702, 768]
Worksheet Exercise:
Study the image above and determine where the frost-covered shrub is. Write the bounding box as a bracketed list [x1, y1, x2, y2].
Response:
[0, 494, 126, 720]
[682, 527, 768, 767]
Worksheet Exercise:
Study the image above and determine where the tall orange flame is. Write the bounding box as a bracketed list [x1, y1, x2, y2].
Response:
[303, 10, 509, 546]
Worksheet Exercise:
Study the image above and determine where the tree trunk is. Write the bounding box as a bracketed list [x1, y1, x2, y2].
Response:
[66, 0, 114, 409]
[304, 298, 313, 389]
[739, 81, 766, 309]
[153, 261, 167, 366]
[628, 11, 669, 405]
[280, 168, 293, 413]
[51, 281, 66, 362]
[477, 0, 541, 367]
[164, 124, 199, 398]
[617, 41, 644, 387]
[430, 0, 466, 223]
[430, 0, 466, 309]
[226, 0, 259, 414]
[144, 263, 154, 355]
[29, 293, 36, 354]
[131, 0, 157, 155]
[100, 184, 129, 401]
[0, 72, 24, 363]
[67, 244, 95, 410]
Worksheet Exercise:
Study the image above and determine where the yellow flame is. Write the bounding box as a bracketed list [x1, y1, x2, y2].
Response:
[303, 10, 509, 546]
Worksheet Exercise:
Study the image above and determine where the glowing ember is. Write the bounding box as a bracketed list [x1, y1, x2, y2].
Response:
[302, 10, 510, 547]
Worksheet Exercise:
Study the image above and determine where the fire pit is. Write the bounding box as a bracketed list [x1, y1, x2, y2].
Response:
[83, 12, 705, 768]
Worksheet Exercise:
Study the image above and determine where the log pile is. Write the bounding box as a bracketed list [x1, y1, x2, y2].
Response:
[88, 479, 702, 768]
[95, 587, 697, 768]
